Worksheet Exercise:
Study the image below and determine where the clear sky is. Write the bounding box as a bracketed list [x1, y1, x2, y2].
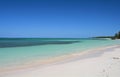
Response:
[0, 0, 120, 38]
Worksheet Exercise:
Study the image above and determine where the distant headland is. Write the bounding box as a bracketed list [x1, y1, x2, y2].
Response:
[93, 31, 120, 40]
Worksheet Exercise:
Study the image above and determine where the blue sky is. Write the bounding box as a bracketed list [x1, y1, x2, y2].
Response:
[0, 0, 120, 38]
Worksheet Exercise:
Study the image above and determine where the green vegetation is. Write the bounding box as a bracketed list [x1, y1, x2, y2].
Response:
[94, 36, 113, 38]
[93, 31, 120, 40]
[112, 31, 120, 39]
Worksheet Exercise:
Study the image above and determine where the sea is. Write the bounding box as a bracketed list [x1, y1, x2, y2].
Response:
[0, 38, 120, 69]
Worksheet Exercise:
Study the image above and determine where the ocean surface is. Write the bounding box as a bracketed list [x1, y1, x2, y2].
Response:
[0, 38, 120, 68]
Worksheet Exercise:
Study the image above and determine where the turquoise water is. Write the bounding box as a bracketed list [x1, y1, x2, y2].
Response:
[0, 38, 120, 68]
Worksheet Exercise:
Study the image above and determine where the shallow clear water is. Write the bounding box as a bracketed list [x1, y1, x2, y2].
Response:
[0, 38, 120, 68]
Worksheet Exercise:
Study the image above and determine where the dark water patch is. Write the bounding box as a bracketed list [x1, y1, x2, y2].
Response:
[0, 39, 80, 48]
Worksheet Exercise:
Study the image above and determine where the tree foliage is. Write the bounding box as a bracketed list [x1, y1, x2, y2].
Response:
[114, 31, 120, 39]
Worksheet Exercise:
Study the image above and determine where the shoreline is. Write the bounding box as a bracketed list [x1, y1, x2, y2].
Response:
[0, 44, 120, 75]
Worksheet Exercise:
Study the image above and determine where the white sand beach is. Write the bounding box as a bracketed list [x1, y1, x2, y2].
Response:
[0, 45, 120, 77]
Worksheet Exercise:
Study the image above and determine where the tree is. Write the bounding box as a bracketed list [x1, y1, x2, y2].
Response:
[114, 33, 118, 39]
[118, 31, 120, 39]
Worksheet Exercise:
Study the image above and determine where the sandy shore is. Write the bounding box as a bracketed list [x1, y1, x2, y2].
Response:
[0, 45, 120, 77]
